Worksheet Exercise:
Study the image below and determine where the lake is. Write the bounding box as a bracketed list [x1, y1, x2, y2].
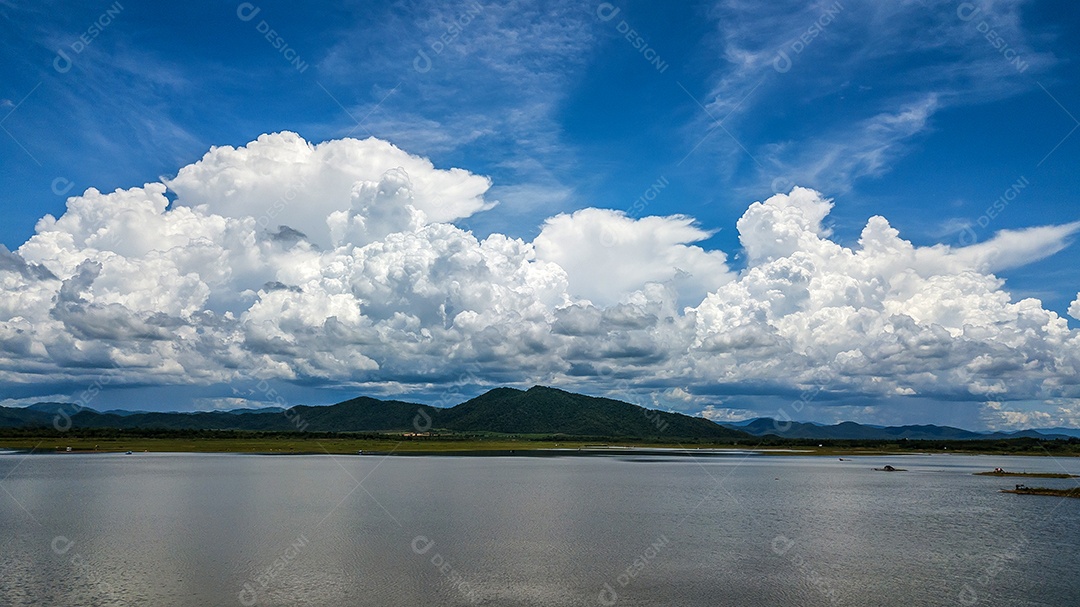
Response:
[1, 451, 1078, 606]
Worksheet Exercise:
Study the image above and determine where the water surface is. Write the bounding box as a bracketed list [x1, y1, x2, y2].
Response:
[1, 451, 1077, 606]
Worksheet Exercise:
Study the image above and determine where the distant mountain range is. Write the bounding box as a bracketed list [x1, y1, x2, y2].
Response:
[720, 418, 1080, 441]
[2, 389, 1076, 441]
[0, 387, 745, 440]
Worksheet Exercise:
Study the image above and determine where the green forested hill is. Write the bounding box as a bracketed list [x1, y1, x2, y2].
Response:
[0, 386, 745, 440]
[440, 386, 745, 439]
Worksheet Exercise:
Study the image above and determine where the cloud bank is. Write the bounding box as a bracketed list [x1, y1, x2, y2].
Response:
[2, 133, 1079, 423]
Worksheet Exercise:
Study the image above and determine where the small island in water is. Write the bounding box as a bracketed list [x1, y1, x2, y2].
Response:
[1002, 486, 1080, 498]
[974, 468, 1078, 478]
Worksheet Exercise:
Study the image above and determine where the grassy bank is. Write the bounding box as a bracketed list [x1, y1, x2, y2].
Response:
[2, 427, 1079, 456]
[0, 436, 600, 455]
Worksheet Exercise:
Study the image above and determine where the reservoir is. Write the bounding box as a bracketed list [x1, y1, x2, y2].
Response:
[1, 452, 1077, 606]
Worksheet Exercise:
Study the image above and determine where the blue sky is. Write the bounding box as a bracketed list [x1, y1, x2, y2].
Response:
[1, 0, 1079, 429]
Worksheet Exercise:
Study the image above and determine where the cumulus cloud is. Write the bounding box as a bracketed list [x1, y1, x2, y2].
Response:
[165, 131, 493, 248]
[2, 132, 1079, 424]
[0, 245, 56, 281]
[193, 397, 277, 412]
[700, 405, 754, 423]
[534, 208, 734, 307]
[326, 168, 426, 247]
[980, 400, 1080, 431]
[690, 189, 1080, 402]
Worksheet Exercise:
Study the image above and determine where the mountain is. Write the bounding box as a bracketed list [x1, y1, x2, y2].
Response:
[0, 406, 54, 428]
[439, 386, 745, 439]
[64, 409, 300, 432]
[95, 407, 283, 417]
[24, 402, 88, 415]
[725, 418, 1076, 441]
[0, 388, 743, 439]
[53, 396, 435, 433]
[3, 393, 1075, 441]
[1032, 427, 1080, 439]
[223, 407, 286, 415]
[286, 397, 437, 432]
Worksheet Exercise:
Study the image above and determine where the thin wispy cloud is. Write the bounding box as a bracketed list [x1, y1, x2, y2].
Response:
[314, 0, 597, 234]
[699, 0, 1058, 195]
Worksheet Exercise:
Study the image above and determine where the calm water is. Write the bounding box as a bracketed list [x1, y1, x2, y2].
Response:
[1, 451, 1078, 606]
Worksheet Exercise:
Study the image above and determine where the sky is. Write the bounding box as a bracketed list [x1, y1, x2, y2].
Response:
[1, 0, 1079, 430]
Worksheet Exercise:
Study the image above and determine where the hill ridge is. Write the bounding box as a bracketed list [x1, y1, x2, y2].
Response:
[5, 392, 1077, 440]
[0, 386, 744, 440]
[725, 417, 1076, 441]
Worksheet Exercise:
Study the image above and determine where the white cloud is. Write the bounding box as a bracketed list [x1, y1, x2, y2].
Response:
[1071, 293, 1080, 321]
[0, 395, 74, 408]
[951, 222, 1080, 272]
[534, 208, 734, 308]
[980, 399, 1080, 431]
[192, 397, 279, 412]
[327, 167, 427, 247]
[700, 404, 755, 422]
[2, 133, 1080, 421]
[690, 187, 1080, 401]
[736, 186, 836, 262]
[165, 132, 493, 248]
[317, 0, 596, 235]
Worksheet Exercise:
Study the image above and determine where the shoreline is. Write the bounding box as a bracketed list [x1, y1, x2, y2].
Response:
[0, 444, 805, 457]
[1, 439, 1077, 458]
